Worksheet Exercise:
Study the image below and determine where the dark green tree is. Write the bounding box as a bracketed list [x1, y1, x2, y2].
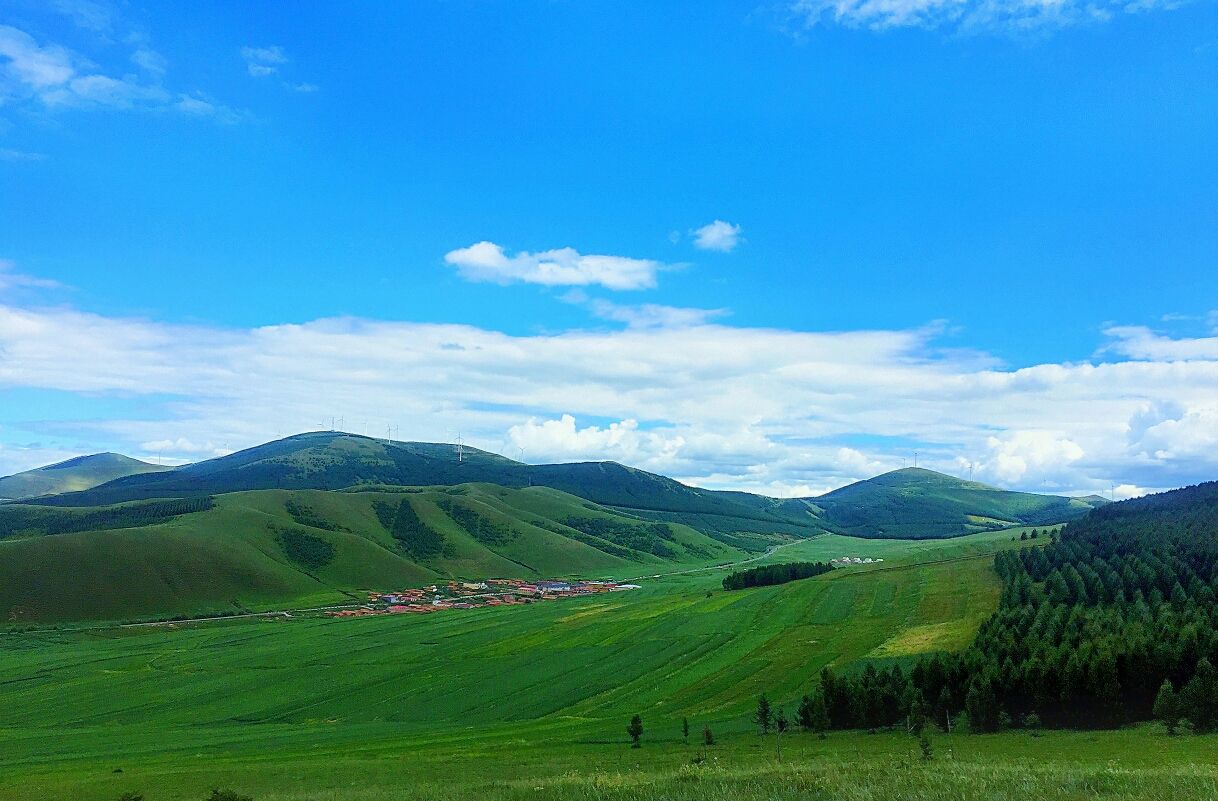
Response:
[1183, 658, 1218, 733]
[682, 716, 690, 743]
[965, 679, 999, 733]
[1153, 679, 1181, 735]
[755, 693, 773, 734]
[702, 725, 714, 746]
[627, 714, 643, 748]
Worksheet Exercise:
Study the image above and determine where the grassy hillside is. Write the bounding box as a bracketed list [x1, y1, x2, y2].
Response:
[807, 467, 1104, 538]
[31, 433, 822, 539]
[5, 528, 1206, 801]
[0, 452, 169, 500]
[22, 435, 1098, 544]
[0, 484, 740, 623]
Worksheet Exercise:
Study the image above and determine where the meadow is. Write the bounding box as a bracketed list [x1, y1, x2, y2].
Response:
[5, 527, 1186, 801]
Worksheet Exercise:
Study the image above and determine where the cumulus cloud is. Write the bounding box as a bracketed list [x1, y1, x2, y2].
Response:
[982, 431, 1085, 484]
[787, 0, 1187, 35]
[444, 241, 669, 290]
[1, 281, 1217, 495]
[508, 415, 686, 465]
[691, 220, 742, 252]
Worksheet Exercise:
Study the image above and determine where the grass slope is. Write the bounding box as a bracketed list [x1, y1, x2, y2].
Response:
[0, 452, 169, 500]
[3, 529, 1208, 800]
[0, 484, 739, 623]
[808, 467, 1104, 538]
[23, 434, 1096, 543]
[29, 433, 821, 540]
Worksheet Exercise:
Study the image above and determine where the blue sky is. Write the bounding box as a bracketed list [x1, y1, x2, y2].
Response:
[1, 0, 1216, 497]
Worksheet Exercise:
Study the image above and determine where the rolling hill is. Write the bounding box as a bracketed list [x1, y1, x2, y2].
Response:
[0, 435, 1111, 622]
[0, 483, 739, 622]
[805, 467, 1107, 538]
[0, 452, 169, 500]
[25, 432, 822, 540]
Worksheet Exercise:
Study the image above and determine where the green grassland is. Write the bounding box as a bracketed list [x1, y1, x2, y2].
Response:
[4, 527, 1190, 801]
[0, 484, 741, 623]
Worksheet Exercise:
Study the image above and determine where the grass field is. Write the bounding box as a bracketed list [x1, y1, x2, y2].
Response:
[1, 527, 1210, 800]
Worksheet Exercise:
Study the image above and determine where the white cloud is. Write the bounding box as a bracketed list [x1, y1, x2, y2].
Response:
[508, 415, 686, 466]
[1, 276, 1217, 495]
[561, 290, 728, 329]
[444, 241, 669, 290]
[131, 48, 167, 76]
[0, 26, 75, 89]
[50, 0, 115, 33]
[241, 45, 288, 77]
[0, 260, 61, 293]
[982, 431, 1084, 484]
[139, 438, 231, 459]
[787, 0, 1187, 35]
[0, 24, 239, 121]
[1102, 325, 1218, 361]
[691, 220, 742, 252]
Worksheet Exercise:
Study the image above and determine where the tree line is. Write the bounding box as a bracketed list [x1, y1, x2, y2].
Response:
[722, 561, 833, 591]
[0, 496, 214, 538]
[790, 482, 1218, 734]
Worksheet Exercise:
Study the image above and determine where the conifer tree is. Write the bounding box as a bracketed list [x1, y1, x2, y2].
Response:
[626, 714, 643, 748]
[754, 693, 773, 734]
[1153, 679, 1181, 735]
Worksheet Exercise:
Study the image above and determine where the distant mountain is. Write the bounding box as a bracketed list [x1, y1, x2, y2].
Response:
[30, 432, 820, 541]
[805, 467, 1101, 538]
[0, 453, 170, 501]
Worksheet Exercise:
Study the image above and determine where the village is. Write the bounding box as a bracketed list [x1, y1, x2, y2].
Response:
[326, 577, 641, 619]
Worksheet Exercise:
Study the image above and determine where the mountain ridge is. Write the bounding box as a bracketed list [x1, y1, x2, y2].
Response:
[0, 452, 170, 501]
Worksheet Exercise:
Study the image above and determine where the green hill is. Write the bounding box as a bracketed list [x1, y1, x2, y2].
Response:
[805, 467, 1104, 538]
[0, 452, 169, 500]
[30, 432, 821, 539]
[0, 483, 739, 622]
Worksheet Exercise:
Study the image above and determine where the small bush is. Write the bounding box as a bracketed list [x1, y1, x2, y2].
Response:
[208, 790, 253, 801]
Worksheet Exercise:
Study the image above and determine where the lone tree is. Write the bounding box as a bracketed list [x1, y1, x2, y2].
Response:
[682, 717, 690, 743]
[702, 725, 714, 746]
[755, 693, 773, 735]
[627, 714, 643, 748]
[1154, 679, 1182, 735]
[775, 706, 789, 759]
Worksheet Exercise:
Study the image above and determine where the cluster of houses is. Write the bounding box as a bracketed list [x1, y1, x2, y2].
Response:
[326, 577, 640, 619]
[830, 556, 884, 566]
